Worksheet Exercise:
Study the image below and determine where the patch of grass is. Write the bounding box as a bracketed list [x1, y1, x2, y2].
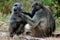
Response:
[55, 17, 60, 31]
[0, 14, 10, 30]
[0, 14, 10, 22]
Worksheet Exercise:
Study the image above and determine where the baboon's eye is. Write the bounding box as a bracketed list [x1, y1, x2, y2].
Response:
[35, 3, 38, 5]
[14, 4, 18, 6]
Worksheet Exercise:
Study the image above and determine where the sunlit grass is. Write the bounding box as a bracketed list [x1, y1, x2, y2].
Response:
[56, 17, 60, 31]
[0, 14, 10, 30]
[0, 14, 10, 22]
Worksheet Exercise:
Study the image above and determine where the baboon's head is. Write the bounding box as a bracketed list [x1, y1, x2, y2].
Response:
[32, 2, 43, 11]
[13, 3, 22, 13]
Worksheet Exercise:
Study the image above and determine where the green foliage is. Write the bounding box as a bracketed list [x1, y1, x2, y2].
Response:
[56, 17, 60, 30]
[43, 0, 52, 6]
[22, 0, 32, 12]
[0, 14, 9, 22]
[0, 0, 15, 14]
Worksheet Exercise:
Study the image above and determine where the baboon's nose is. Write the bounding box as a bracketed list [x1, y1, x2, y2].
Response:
[14, 8, 17, 11]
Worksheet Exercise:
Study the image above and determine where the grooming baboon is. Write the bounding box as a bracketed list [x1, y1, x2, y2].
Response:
[20, 2, 56, 38]
[8, 3, 33, 37]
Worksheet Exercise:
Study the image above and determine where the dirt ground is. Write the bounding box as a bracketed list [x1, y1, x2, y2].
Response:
[0, 30, 60, 40]
[0, 33, 60, 40]
[0, 22, 60, 40]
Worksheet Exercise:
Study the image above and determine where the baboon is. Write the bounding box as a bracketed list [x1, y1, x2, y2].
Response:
[8, 3, 33, 37]
[20, 2, 56, 38]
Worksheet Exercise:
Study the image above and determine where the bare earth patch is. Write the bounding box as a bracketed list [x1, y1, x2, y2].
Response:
[0, 32, 60, 40]
[0, 21, 60, 40]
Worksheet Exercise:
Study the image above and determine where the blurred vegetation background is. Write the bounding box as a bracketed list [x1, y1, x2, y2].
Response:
[0, 0, 60, 31]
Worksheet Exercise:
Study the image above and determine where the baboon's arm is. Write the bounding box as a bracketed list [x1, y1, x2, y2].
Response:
[20, 12, 41, 28]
